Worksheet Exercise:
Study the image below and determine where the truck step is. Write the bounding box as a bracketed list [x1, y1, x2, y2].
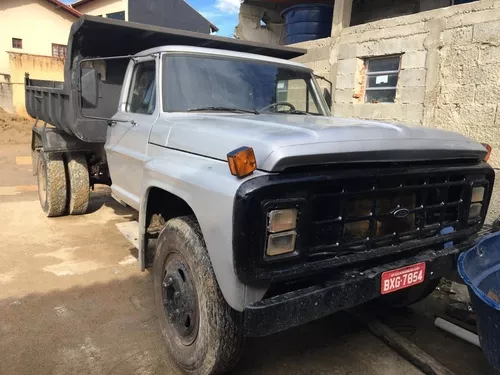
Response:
[116, 221, 139, 249]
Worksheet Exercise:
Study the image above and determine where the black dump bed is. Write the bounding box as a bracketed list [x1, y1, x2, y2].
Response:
[25, 15, 306, 143]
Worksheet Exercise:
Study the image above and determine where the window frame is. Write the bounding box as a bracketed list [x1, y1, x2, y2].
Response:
[12, 38, 22, 49]
[126, 59, 157, 115]
[364, 55, 401, 103]
[52, 43, 67, 58]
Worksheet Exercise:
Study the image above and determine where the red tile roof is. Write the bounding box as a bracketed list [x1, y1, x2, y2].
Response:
[44, 0, 82, 17]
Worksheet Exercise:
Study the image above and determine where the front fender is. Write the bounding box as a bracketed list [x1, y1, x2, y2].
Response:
[140, 145, 269, 311]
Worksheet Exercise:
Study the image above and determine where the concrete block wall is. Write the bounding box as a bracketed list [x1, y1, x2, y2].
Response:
[0, 74, 14, 113]
[331, 0, 500, 222]
[291, 38, 333, 105]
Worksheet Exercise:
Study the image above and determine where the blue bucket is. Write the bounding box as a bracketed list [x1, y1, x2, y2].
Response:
[458, 232, 500, 372]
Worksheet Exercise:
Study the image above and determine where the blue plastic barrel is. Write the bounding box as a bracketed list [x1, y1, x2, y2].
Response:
[458, 232, 500, 373]
[281, 4, 333, 45]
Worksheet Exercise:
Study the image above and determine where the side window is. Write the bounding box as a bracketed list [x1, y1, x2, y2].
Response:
[276, 79, 320, 113]
[127, 61, 156, 114]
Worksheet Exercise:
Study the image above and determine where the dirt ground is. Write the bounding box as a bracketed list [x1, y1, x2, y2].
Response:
[0, 143, 494, 375]
[0, 109, 32, 145]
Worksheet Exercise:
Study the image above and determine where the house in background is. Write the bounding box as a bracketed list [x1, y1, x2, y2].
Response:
[0, 0, 81, 114]
[71, 0, 219, 33]
[236, 0, 500, 222]
[0, 0, 217, 115]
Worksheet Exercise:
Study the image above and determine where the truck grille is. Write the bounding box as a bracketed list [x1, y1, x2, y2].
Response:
[309, 171, 490, 258]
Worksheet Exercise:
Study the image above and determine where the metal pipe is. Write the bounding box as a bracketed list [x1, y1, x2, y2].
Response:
[434, 317, 480, 348]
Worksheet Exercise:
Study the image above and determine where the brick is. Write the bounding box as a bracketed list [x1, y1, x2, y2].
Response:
[440, 45, 479, 68]
[358, 103, 384, 119]
[446, 7, 500, 29]
[459, 104, 497, 131]
[357, 41, 378, 57]
[441, 26, 473, 45]
[476, 84, 500, 105]
[406, 104, 424, 124]
[334, 89, 354, 104]
[340, 22, 427, 45]
[300, 46, 331, 63]
[376, 38, 404, 55]
[381, 104, 406, 120]
[337, 58, 357, 75]
[402, 34, 427, 52]
[338, 44, 357, 60]
[440, 84, 475, 104]
[461, 63, 500, 86]
[399, 69, 427, 87]
[311, 60, 331, 76]
[336, 74, 355, 89]
[397, 86, 425, 104]
[473, 20, 500, 43]
[401, 51, 427, 70]
[333, 103, 355, 118]
[479, 45, 500, 64]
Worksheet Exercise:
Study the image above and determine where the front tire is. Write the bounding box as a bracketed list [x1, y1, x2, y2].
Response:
[66, 153, 90, 215]
[37, 150, 67, 217]
[153, 216, 244, 375]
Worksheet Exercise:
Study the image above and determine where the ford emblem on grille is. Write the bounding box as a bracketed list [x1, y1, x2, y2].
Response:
[393, 208, 410, 218]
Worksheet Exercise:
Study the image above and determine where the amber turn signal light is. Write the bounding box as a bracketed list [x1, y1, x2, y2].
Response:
[227, 146, 256, 178]
[482, 143, 492, 162]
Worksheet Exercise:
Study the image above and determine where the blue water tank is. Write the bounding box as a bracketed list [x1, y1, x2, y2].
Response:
[281, 4, 334, 45]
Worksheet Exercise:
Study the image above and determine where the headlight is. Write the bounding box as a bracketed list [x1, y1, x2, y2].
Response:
[471, 186, 485, 203]
[267, 231, 297, 256]
[266, 209, 298, 257]
[468, 203, 482, 220]
[268, 209, 297, 233]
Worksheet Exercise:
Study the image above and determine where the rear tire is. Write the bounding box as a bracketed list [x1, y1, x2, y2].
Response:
[66, 153, 90, 215]
[153, 216, 244, 375]
[380, 278, 442, 308]
[37, 150, 67, 217]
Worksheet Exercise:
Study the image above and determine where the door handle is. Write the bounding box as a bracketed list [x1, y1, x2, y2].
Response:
[107, 120, 116, 127]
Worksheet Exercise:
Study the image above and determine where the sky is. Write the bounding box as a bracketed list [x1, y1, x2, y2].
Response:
[62, 0, 240, 37]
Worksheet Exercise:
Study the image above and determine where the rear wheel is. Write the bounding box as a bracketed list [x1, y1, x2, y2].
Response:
[380, 278, 442, 308]
[66, 153, 90, 215]
[37, 150, 67, 217]
[153, 216, 244, 375]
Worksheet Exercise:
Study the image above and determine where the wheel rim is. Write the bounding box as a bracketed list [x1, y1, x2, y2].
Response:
[161, 252, 199, 346]
[37, 158, 47, 208]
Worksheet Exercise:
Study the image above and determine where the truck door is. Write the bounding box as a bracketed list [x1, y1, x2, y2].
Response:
[105, 57, 159, 209]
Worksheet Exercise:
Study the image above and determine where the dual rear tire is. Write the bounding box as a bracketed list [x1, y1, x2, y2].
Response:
[36, 150, 90, 217]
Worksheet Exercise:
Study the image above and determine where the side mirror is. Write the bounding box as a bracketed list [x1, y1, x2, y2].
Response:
[323, 88, 332, 108]
[81, 68, 99, 108]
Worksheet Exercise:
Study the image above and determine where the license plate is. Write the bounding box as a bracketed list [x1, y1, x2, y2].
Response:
[380, 262, 426, 295]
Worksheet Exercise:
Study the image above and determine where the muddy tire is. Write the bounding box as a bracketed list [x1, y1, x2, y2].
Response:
[380, 278, 442, 308]
[153, 216, 244, 375]
[66, 153, 90, 215]
[37, 150, 67, 217]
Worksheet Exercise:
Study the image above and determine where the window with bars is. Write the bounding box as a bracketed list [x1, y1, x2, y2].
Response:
[12, 38, 22, 49]
[52, 43, 67, 58]
[365, 56, 401, 103]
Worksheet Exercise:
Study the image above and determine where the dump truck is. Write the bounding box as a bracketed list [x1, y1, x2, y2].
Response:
[28, 15, 495, 375]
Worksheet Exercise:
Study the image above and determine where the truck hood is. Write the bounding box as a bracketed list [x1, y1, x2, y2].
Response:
[152, 114, 487, 172]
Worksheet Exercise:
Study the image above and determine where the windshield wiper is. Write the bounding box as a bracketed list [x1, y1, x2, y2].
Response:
[187, 106, 259, 115]
[283, 110, 322, 116]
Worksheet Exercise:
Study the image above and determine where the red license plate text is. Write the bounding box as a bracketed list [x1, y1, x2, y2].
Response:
[380, 262, 426, 295]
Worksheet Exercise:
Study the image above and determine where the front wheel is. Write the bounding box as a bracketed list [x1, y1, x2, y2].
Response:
[153, 216, 244, 375]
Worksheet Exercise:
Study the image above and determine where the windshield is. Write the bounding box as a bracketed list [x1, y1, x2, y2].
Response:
[162, 54, 327, 115]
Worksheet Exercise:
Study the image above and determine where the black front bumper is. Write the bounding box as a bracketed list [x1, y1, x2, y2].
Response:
[243, 241, 471, 337]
